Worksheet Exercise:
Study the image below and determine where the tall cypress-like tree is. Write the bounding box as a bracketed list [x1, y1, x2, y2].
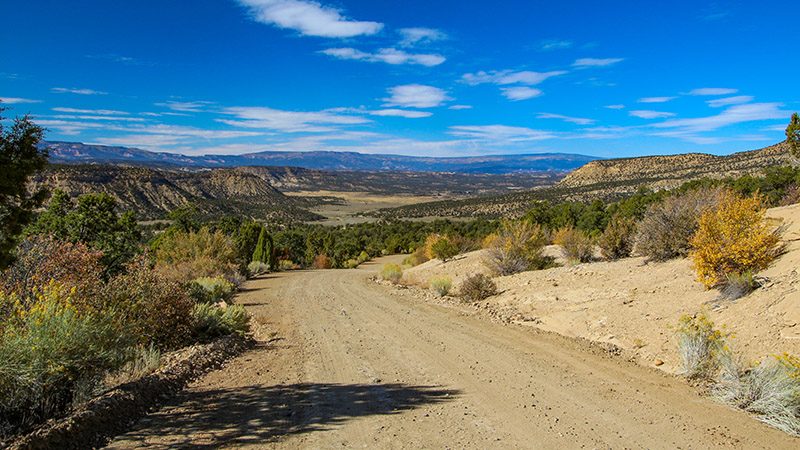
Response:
[252, 227, 274, 269]
[0, 108, 49, 268]
[787, 113, 800, 159]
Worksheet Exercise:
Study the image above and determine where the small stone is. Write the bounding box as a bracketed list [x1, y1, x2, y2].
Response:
[654, 359, 664, 366]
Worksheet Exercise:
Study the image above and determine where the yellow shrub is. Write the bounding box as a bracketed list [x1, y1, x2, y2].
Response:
[423, 234, 443, 260]
[690, 192, 783, 288]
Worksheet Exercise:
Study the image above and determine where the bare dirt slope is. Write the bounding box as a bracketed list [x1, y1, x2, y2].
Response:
[106, 259, 797, 449]
[405, 204, 800, 375]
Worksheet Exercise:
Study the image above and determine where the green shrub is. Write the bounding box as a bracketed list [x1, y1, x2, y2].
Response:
[403, 248, 429, 267]
[553, 227, 594, 263]
[0, 283, 133, 435]
[247, 260, 270, 276]
[485, 220, 552, 275]
[431, 236, 459, 261]
[429, 277, 452, 297]
[192, 303, 251, 342]
[189, 276, 235, 304]
[344, 258, 360, 269]
[635, 188, 721, 261]
[598, 216, 637, 260]
[676, 312, 729, 380]
[278, 259, 297, 271]
[380, 263, 403, 283]
[459, 274, 497, 302]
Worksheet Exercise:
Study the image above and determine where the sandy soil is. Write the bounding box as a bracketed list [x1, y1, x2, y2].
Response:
[105, 258, 797, 448]
[405, 204, 800, 374]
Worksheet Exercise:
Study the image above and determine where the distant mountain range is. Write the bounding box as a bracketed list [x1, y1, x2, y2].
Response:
[43, 141, 598, 174]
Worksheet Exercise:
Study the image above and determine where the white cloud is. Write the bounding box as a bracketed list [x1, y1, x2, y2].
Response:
[219, 106, 369, 132]
[51, 87, 107, 95]
[321, 47, 445, 66]
[688, 87, 738, 96]
[449, 125, 555, 142]
[92, 134, 186, 148]
[448, 104, 472, 110]
[539, 39, 573, 51]
[156, 101, 214, 112]
[383, 84, 449, 108]
[638, 96, 675, 103]
[237, 0, 382, 38]
[707, 95, 753, 108]
[52, 107, 128, 115]
[369, 109, 432, 118]
[536, 113, 595, 125]
[605, 104, 625, 109]
[629, 110, 676, 119]
[462, 70, 566, 86]
[501, 87, 542, 101]
[398, 27, 447, 47]
[653, 102, 788, 132]
[51, 114, 146, 122]
[572, 58, 624, 68]
[0, 97, 41, 104]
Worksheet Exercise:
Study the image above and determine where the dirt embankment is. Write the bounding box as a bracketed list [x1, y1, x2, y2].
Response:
[404, 203, 800, 374]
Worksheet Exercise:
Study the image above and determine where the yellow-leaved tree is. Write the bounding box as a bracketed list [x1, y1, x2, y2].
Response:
[690, 191, 783, 288]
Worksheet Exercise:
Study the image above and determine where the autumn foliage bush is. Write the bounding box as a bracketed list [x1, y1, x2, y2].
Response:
[691, 192, 783, 289]
[459, 273, 497, 302]
[485, 220, 552, 275]
[553, 226, 594, 263]
[153, 228, 239, 284]
[312, 254, 333, 269]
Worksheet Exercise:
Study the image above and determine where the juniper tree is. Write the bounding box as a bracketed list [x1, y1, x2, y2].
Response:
[787, 113, 800, 159]
[0, 108, 49, 268]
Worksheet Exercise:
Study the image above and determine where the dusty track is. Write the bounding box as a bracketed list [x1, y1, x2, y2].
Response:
[107, 259, 798, 449]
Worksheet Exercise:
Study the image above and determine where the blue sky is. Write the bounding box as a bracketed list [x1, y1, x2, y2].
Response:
[1, 0, 797, 157]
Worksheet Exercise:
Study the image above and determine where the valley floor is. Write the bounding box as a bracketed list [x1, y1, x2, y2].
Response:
[106, 259, 797, 449]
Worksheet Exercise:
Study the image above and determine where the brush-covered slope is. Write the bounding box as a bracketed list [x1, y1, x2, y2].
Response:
[32, 165, 322, 221]
[372, 142, 793, 219]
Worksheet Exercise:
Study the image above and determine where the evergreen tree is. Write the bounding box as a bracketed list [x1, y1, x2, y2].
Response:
[252, 227, 274, 268]
[787, 113, 800, 159]
[0, 108, 48, 268]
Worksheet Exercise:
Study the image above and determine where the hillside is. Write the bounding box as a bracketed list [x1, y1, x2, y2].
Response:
[31, 165, 323, 222]
[373, 142, 793, 219]
[44, 141, 597, 174]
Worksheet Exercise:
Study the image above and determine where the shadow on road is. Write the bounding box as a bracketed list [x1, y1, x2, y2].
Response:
[114, 383, 459, 449]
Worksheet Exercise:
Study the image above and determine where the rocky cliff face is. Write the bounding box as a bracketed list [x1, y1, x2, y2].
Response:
[31, 165, 321, 221]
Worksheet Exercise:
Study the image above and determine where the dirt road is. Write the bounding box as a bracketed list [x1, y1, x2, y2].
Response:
[107, 259, 798, 449]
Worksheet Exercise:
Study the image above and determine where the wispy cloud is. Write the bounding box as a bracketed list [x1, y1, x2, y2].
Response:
[85, 54, 145, 66]
[369, 109, 432, 118]
[236, 0, 382, 38]
[605, 104, 625, 109]
[538, 39, 573, 51]
[156, 101, 214, 112]
[0, 96, 41, 104]
[52, 107, 128, 115]
[629, 110, 676, 119]
[707, 95, 753, 108]
[536, 112, 595, 125]
[462, 70, 566, 86]
[383, 84, 449, 108]
[638, 96, 675, 103]
[51, 87, 107, 95]
[653, 102, 788, 132]
[572, 57, 624, 68]
[448, 104, 472, 110]
[501, 87, 542, 101]
[688, 87, 738, 96]
[449, 125, 555, 142]
[398, 27, 447, 47]
[321, 47, 445, 66]
[219, 105, 369, 132]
